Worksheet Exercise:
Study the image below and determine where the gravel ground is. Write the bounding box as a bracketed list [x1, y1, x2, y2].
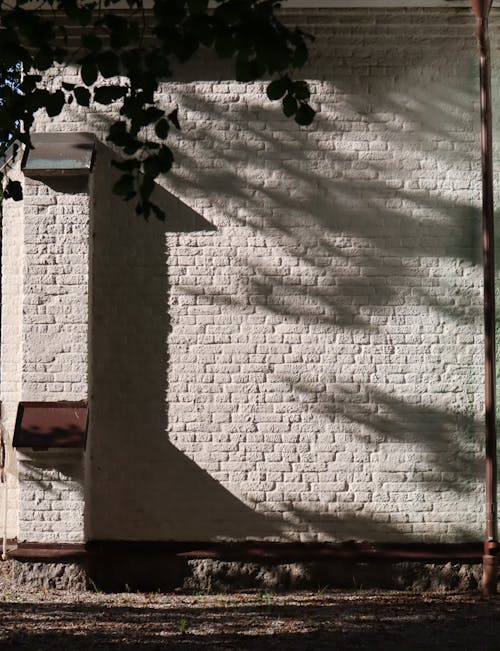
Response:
[0, 587, 499, 650]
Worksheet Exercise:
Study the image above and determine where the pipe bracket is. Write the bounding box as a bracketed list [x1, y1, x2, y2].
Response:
[484, 540, 500, 556]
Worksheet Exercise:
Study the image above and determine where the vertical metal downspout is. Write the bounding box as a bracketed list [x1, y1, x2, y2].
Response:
[471, 0, 499, 597]
[0, 431, 5, 560]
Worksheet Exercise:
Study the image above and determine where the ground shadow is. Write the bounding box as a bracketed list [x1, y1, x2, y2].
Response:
[0, 594, 499, 650]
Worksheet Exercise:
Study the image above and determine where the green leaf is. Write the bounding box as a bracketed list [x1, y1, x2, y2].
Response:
[143, 156, 161, 178]
[80, 9, 93, 26]
[214, 36, 235, 58]
[112, 174, 135, 197]
[283, 94, 297, 118]
[108, 120, 126, 137]
[261, 41, 289, 74]
[33, 51, 54, 71]
[140, 174, 155, 200]
[45, 90, 65, 117]
[108, 121, 133, 148]
[94, 85, 128, 104]
[235, 55, 257, 83]
[155, 118, 169, 139]
[74, 86, 90, 106]
[157, 145, 174, 172]
[123, 140, 141, 156]
[4, 179, 22, 201]
[294, 102, 316, 126]
[142, 146, 174, 178]
[81, 61, 98, 86]
[187, 0, 209, 15]
[97, 51, 120, 78]
[266, 78, 289, 101]
[290, 43, 308, 69]
[150, 202, 166, 221]
[111, 158, 140, 172]
[293, 80, 310, 101]
[20, 74, 42, 93]
[81, 33, 102, 52]
[144, 50, 172, 78]
[196, 20, 214, 48]
[103, 14, 133, 49]
[167, 108, 180, 130]
[143, 106, 164, 123]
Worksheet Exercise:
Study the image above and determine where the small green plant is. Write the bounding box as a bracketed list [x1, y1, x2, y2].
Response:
[88, 578, 100, 593]
[316, 584, 331, 597]
[195, 576, 213, 596]
[178, 618, 189, 634]
[257, 592, 273, 605]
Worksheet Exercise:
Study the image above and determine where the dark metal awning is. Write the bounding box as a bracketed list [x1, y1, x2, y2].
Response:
[22, 132, 95, 178]
[13, 401, 89, 450]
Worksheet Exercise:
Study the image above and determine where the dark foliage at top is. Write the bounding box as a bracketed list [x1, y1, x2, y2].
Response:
[0, 0, 315, 218]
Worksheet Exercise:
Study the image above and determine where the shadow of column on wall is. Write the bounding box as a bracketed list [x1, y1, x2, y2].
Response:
[86, 144, 281, 541]
[83, 11, 486, 546]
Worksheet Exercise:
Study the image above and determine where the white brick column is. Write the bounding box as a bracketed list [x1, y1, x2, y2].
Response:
[0, 164, 24, 540]
[17, 177, 90, 544]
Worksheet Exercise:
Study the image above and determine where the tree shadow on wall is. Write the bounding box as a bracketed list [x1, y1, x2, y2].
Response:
[276, 379, 482, 494]
[86, 144, 282, 541]
[84, 14, 487, 544]
[86, 148, 458, 541]
[163, 90, 482, 342]
[84, 147, 452, 545]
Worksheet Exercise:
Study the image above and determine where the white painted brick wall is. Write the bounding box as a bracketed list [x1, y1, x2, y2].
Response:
[1, 163, 23, 539]
[4, 174, 90, 543]
[159, 8, 487, 543]
[17, 451, 84, 544]
[4, 8, 498, 544]
[21, 179, 89, 401]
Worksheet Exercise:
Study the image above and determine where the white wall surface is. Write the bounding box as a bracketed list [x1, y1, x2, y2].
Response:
[1, 163, 23, 539]
[89, 8, 489, 543]
[2, 171, 90, 543]
[3, 8, 496, 544]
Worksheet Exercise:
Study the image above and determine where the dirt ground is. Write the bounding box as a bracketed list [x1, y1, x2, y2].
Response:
[0, 589, 499, 650]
